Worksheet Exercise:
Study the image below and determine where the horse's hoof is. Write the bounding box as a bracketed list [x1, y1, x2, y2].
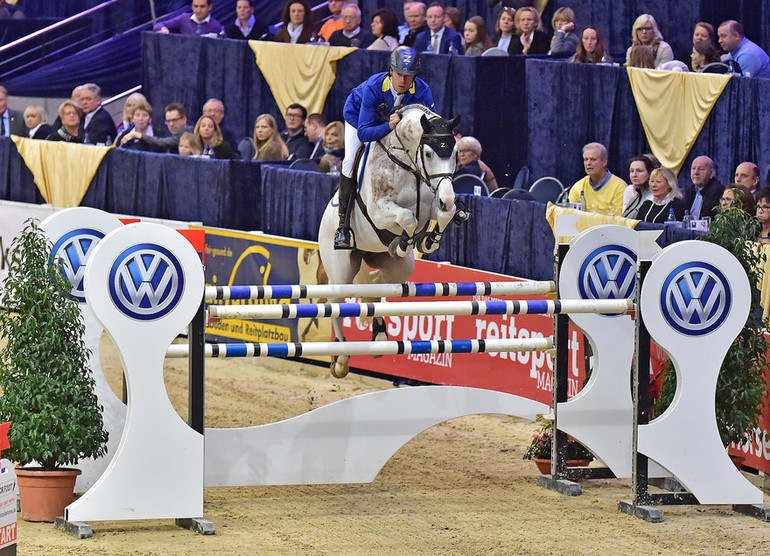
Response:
[330, 362, 349, 378]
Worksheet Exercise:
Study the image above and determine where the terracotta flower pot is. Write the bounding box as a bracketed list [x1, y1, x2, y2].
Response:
[532, 457, 551, 474]
[15, 467, 81, 522]
[566, 459, 590, 467]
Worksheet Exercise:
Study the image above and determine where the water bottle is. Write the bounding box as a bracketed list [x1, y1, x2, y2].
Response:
[665, 208, 677, 224]
[579, 190, 587, 211]
[682, 210, 694, 229]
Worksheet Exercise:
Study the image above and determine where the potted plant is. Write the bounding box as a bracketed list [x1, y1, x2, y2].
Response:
[655, 205, 768, 452]
[522, 418, 593, 474]
[0, 219, 108, 522]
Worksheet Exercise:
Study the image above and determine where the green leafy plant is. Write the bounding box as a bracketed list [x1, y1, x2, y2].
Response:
[0, 219, 107, 470]
[655, 206, 768, 446]
[522, 418, 593, 461]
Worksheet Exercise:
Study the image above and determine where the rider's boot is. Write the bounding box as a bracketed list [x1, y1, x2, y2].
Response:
[334, 174, 355, 250]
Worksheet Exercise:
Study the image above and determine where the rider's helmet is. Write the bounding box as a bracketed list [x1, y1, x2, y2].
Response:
[389, 46, 421, 76]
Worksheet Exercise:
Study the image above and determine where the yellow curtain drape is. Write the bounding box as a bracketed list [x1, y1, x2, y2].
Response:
[249, 42, 356, 117]
[11, 136, 110, 208]
[756, 243, 770, 322]
[532, 0, 549, 14]
[627, 68, 731, 175]
[546, 203, 639, 244]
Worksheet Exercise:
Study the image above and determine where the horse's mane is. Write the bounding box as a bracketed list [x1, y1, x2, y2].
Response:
[389, 104, 441, 150]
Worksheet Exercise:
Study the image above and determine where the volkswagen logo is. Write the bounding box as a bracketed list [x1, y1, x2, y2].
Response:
[51, 228, 105, 302]
[660, 262, 731, 336]
[578, 245, 637, 312]
[108, 243, 185, 321]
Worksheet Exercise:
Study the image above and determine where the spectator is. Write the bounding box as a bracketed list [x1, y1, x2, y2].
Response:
[305, 113, 327, 158]
[52, 85, 84, 130]
[0, 0, 22, 19]
[679, 155, 723, 220]
[0, 85, 25, 137]
[463, 16, 493, 56]
[401, 2, 428, 48]
[280, 103, 313, 159]
[693, 22, 715, 46]
[329, 4, 375, 48]
[414, 3, 463, 54]
[625, 14, 674, 69]
[23, 106, 54, 140]
[718, 20, 770, 78]
[567, 142, 627, 215]
[46, 101, 84, 143]
[571, 26, 611, 64]
[202, 98, 237, 154]
[274, 0, 314, 44]
[627, 44, 655, 68]
[155, 0, 222, 37]
[734, 162, 760, 198]
[623, 155, 655, 219]
[116, 100, 153, 150]
[194, 115, 236, 159]
[79, 83, 117, 145]
[509, 7, 548, 55]
[635, 167, 681, 223]
[222, 0, 267, 40]
[493, 7, 516, 53]
[178, 131, 203, 156]
[116, 92, 153, 137]
[319, 153, 341, 173]
[319, 0, 345, 42]
[368, 7, 400, 52]
[549, 7, 577, 57]
[454, 136, 499, 192]
[691, 40, 721, 71]
[322, 120, 345, 158]
[720, 184, 756, 216]
[444, 7, 462, 33]
[252, 114, 289, 161]
[756, 189, 770, 242]
[122, 102, 194, 154]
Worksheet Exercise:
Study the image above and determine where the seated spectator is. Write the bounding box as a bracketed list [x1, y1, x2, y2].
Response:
[202, 98, 237, 153]
[567, 142, 627, 215]
[571, 26, 611, 63]
[414, 3, 463, 54]
[720, 184, 756, 216]
[222, 0, 267, 40]
[691, 40, 721, 71]
[280, 103, 313, 159]
[756, 189, 770, 242]
[693, 22, 715, 47]
[718, 20, 770, 78]
[494, 7, 516, 53]
[116, 100, 153, 150]
[463, 16, 493, 56]
[322, 121, 345, 158]
[79, 83, 117, 145]
[155, 0, 223, 37]
[368, 7, 400, 52]
[454, 136, 499, 192]
[623, 155, 655, 219]
[329, 4, 375, 48]
[679, 155, 723, 220]
[252, 114, 289, 161]
[23, 106, 54, 140]
[178, 131, 204, 156]
[401, 2, 428, 47]
[274, 0, 314, 44]
[0, 85, 23, 137]
[509, 7, 548, 55]
[0, 0, 23, 19]
[627, 44, 655, 68]
[194, 115, 236, 159]
[444, 7, 462, 33]
[319, 153, 342, 173]
[626, 14, 674, 68]
[549, 7, 577, 57]
[734, 161, 760, 199]
[635, 167, 682, 223]
[319, 0, 345, 42]
[122, 102, 194, 154]
[305, 113, 327, 158]
[116, 92, 153, 137]
[46, 101, 84, 143]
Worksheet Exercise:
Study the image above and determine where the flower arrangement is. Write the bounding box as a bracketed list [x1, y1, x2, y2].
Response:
[522, 419, 593, 461]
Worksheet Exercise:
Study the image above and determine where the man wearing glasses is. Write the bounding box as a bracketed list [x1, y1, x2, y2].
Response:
[123, 102, 193, 154]
[279, 104, 313, 160]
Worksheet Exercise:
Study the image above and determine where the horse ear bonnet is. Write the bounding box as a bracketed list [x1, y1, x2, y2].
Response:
[390, 46, 421, 76]
[420, 116, 456, 158]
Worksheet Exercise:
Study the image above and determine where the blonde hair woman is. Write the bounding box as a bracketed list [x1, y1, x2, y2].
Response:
[252, 114, 289, 161]
[635, 167, 681, 223]
[626, 14, 674, 68]
[509, 7, 549, 55]
[118, 92, 153, 136]
[549, 7, 577, 56]
[194, 115, 237, 159]
[322, 121, 345, 157]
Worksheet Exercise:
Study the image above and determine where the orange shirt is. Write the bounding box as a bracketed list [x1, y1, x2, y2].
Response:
[319, 16, 343, 42]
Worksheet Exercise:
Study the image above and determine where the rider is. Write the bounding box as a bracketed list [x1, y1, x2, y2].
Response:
[334, 46, 436, 250]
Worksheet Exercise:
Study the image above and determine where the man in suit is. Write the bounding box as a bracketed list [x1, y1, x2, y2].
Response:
[329, 4, 375, 48]
[734, 161, 760, 199]
[305, 113, 327, 159]
[413, 4, 463, 54]
[280, 104, 313, 160]
[679, 155, 723, 220]
[0, 85, 26, 137]
[79, 83, 117, 145]
[23, 106, 54, 140]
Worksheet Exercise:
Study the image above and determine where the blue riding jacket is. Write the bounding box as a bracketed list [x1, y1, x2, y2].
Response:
[343, 72, 435, 144]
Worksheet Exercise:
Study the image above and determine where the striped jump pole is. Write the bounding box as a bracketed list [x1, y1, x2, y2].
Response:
[166, 337, 553, 359]
[204, 280, 556, 302]
[207, 298, 633, 320]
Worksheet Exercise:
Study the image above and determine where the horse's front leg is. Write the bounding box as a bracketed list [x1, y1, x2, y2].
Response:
[370, 199, 418, 259]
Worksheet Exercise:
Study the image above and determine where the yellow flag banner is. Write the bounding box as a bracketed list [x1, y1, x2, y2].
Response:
[627, 68, 730, 174]
[249, 42, 356, 117]
[11, 136, 110, 208]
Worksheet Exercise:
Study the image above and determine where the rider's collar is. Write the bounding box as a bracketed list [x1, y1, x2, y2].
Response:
[382, 75, 416, 95]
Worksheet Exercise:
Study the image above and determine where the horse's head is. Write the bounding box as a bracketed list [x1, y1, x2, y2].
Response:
[419, 113, 460, 214]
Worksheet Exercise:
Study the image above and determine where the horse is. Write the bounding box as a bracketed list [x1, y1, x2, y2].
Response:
[318, 104, 462, 378]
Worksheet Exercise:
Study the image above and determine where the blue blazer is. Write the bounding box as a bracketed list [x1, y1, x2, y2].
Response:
[413, 27, 463, 55]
